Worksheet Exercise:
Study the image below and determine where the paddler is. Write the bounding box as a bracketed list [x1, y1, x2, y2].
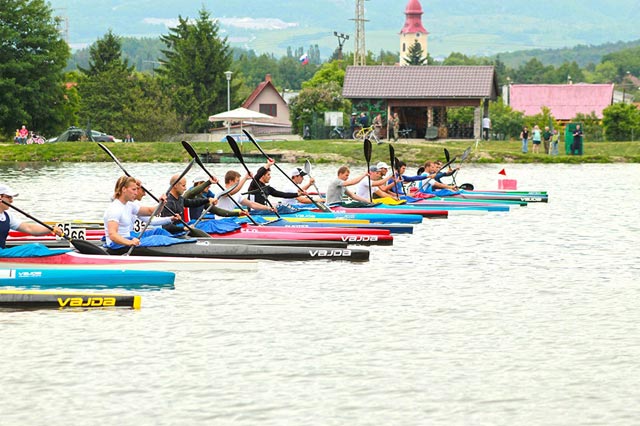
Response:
[416, 161, 459, 194]
[160, 174, 246, 234]
[325, 166, 371, 205]
[387, 160, 428, 196]
[354, 165, 397, 201]
[278, 167, 324, 206]
[216, 170, 275, 213]
[184, 175, 217, 220]
[246, 160, 304, 208]
[0, 183, 63, 248]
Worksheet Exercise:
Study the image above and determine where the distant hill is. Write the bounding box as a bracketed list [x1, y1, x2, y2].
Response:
[495, 39, 640, 68]
[49, 0, 640, 59]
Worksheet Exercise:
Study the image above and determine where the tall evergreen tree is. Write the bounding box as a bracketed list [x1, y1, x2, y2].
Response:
[404, 41, 427, 66]
[0, 0, 70, 137]
[158, 7, 232, 132]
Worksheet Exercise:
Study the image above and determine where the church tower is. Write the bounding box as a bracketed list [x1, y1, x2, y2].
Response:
[399, 0, 429, 65]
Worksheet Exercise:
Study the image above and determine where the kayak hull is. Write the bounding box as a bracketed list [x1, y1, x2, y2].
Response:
[0, 290, 140, 310]
[0, 268, 175, 289]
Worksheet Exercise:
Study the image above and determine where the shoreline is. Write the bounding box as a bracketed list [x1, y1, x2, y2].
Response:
[1, 140, 639, 165]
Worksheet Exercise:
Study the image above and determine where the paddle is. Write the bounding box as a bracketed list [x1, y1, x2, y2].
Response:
[453, 146, 473, 190]
[97, 142, 208, 237]
[226, 135, 281, 218]
[242, 129, 332, 212]
[303, 160, 322, 196]
[1, 200, 109, 255]
[126, 159, 194, 256]
[420, 156, 457, 191]
[389, 144, 404, 197]
[181, 140, 260, 226]
[364, 138, 373, 202]
[192, 182, 239, 227]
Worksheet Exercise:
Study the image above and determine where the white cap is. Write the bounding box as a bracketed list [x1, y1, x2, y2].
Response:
[0, 184, 18, 197]
[290, 167, 307, 177]
[376, 161, 390, 170]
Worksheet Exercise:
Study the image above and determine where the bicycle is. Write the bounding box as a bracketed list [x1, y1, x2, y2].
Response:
[26, 131, 45, 145]
[352, 125, 380, 144]
[329, 126, 347, 139]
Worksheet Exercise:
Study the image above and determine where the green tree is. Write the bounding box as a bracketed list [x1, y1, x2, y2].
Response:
[302, 60, 347, 89]
[602, 103, 640, 141]
[158, 7, 233, 132]
[404, 40, 427, 66]
[288, 81, 351, 136]
[78, 31, 136, 137]
[573, 112, 603, 141]
[0, 0, 70, 137]
[488, 99, 525, 139]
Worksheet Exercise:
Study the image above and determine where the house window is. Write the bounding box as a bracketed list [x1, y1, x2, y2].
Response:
[402, 43, 406, 52]
[259, 104, 277, 117]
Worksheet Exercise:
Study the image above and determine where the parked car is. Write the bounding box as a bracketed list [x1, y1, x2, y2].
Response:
[47, 127, 121, 143]
[91, 130, 122, 143]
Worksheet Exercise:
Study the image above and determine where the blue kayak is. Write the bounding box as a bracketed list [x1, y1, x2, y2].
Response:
[0, 268, 175, 290]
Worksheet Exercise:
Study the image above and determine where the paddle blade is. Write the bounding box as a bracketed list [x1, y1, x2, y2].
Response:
[394, 156, 401, 169]
[388, 144, 395, 168]
[364, 139, 372, 164]
[71, 239, 109, 255]
[444, 148, 451, 162]
[303, 159, 312, 175]
[226, 135, 244, 162]
[417, 166, 425, 175]
[459, 183, 474, 191]
[460, 146, 471, 162]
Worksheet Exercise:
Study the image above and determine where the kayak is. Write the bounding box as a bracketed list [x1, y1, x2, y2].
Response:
[0, 268, 175, 289]
[111, 240, 370, 262]
[9, 228, 391, 246]
[0, 251, 257, 272]
[260, 220, 413, 234]
[325, 206, 448, 219]
[452, 190, 549, 203]
[0, 290, 140, 310]
[263, 211, 423, 224]
[210, 229, 393, 246]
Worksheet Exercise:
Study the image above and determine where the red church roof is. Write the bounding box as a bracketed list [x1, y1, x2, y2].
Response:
[509, 83, 614, 120]
[400, 0, 428, 35]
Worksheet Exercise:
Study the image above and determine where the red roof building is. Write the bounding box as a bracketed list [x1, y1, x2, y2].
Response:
[508, 83, 614, 121]
[242, 74, 291, 126]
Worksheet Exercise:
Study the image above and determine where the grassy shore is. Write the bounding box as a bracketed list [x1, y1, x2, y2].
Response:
[1, 139, 639, 165]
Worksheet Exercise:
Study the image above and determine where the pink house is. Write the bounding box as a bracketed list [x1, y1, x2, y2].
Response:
[242, 74, 291, 126]
[508, 83, 614, 121]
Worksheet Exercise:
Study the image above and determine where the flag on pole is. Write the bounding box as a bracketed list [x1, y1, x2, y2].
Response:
[498, 168, 506, 176]
[299, 53, 309, 65]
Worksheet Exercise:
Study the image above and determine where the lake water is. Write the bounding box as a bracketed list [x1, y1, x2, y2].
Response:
[1, 161, 639, 426]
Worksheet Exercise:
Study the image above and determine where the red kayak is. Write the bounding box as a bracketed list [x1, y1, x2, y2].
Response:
[9, 227, 393, 246]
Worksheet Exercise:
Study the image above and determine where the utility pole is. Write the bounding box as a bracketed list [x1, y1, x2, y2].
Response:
[351, 0, 368, 66]
[54, 8, 69, 45]
[333, 31, 349, 60]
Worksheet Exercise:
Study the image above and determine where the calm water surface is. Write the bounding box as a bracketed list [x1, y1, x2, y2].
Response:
[1, 162, 639, 425]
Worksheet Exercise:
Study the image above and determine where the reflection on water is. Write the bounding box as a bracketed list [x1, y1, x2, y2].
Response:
[1, 162, 639, 426]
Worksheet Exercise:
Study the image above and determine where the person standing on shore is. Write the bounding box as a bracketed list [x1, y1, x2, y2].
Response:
[531, 125, 542, 153]
[391, 112, 400, 142]
[572, 125, 583, 155]
[520, 126, 529, 154]
[482, 116, 491, 141]
[543, 126, 552, 154]
[550, 129, 560, 156]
